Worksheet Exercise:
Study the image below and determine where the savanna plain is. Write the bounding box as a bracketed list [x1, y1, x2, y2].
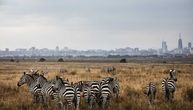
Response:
[0, 61, 193, 110]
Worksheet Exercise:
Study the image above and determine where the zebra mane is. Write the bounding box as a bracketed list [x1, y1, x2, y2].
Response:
[39, 74, 47, 81]
[24, 73, 34, 80]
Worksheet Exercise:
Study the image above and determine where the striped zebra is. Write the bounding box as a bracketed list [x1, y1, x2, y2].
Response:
[71, 82, 81, 110]
[101, 77, 119, 99]
[51, 76, 79, 110]
[78, 81, 97, 108]
[101, 66, 116, 73]
[83, 78, 113, 109]
[144, 82, 156, 104]
[17, 72, 42, 103]
[35, 74, 58, 107]
[98, 79, 112, 109]
[161, 69, 177, 101]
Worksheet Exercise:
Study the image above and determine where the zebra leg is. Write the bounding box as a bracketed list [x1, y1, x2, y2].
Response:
[42, 95, 48, 108]
[75, 100, 79, 110]
[39, 94, 44, 104]
[102, 97, 107, 110]
[58, 101, 64, 110]
[172, 92, 174, 99]
[32, 94, 37, 104]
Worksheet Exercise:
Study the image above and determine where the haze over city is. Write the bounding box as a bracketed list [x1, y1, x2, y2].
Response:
[0, 0, 193, 50]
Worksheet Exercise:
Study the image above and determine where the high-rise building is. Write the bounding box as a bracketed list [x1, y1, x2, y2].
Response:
[5, 48, 9, 52]
[188, 42, 192, 49]
[178, 33, 183, 49]
[162, 41, 167, 53]
[56, 46, 59, 51]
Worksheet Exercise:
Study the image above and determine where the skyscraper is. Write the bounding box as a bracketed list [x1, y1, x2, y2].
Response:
[178, 33, 183, 49]
[188, 42, 192, 49]
[56, 46, 59, 51]
[162, 41, 167, 53]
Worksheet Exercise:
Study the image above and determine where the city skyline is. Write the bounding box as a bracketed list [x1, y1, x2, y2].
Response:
[0, 0, 193, 50]
[0, 35, 192, 51]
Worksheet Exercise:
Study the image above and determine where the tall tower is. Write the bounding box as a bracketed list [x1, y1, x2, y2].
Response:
[188, 42, 192, 49]
[56, 46, 59, 51]
[178, 33, 183, 49]
[162, 41, 167, 53]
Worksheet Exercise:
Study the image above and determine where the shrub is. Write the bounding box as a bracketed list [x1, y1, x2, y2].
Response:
[120, 58, 127, 63]
[69, 70, 77, 75]
[58, 58, 64, 62]
[162, 61, 167, 63]
[39, 58, 46, 62]
[184, 87, 193, 102]
[10, 59, 15, 62]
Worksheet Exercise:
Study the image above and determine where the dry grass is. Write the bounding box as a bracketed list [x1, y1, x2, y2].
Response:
[0, 62, 193, 110]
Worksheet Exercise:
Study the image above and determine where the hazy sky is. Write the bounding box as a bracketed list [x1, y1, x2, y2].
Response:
[0, 0, 193, 50]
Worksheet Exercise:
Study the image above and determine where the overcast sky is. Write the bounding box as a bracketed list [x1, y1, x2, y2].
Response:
[0, 0, 193, 50]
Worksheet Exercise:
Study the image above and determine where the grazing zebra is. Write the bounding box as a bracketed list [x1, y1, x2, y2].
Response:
[101, 66, 116, 73]
[161, 69, 177, 101]
[51, 76, 79, 110]
[17, 72, 42, 103]
[144, 82, 156, 104]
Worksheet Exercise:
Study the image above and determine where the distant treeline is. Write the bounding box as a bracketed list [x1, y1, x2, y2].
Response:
[0, 55, 193, 64]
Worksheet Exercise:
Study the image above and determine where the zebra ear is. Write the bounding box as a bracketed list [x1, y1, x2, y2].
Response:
[23, 72, 26, 75]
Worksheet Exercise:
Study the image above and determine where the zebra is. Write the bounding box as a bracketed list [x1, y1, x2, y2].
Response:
[84, 79, 112, 109]
[101, 77, 119, 99]
[101, 66, 116, 73]
[71, 82, 81, 110]
[51, 76, 79, 110]
[83, 85, 97, 109]
[34, 74, 58, 107]
[161, 69, 177, 101]
[98, 79, 112, 109]
[144, 82, 156, 104]
[17, 72, 42, 103]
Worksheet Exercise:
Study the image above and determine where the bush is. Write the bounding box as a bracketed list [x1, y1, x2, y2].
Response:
[184, 87, 193, 102]
[162, 61, 167, 63]
[69, 70, 77, 75]
[58, 58, 64, 62]
[120, 58, 127, 63]
[10, 59, 15, 62]
[39, 58, 46, 62]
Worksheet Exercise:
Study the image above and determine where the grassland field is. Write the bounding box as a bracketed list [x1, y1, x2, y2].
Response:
[0, 61, 193, 110]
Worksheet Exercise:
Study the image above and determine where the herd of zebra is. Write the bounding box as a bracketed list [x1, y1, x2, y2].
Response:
[17, 70, 119, 110]
[144, 69, 178, 104]
[17, 69, 177, 109]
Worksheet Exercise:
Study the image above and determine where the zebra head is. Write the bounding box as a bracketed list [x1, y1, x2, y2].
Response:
[17, 72, 34, 87]
[169, 69, 177, 82]
[102, 77, 114, 83]
[51, 76, 64, 91]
